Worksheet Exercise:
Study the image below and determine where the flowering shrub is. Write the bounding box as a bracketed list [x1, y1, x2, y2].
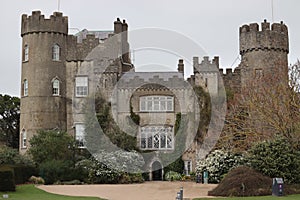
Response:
[196, 149, 244, 183]
[75, 150, 145, 184]
[28, 176, 45, 185]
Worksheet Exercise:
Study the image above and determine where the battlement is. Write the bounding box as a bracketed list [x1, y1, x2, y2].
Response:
[21, 11, 68, 36]
[240, 20, 289, 55]
[193, 56, 219, 73]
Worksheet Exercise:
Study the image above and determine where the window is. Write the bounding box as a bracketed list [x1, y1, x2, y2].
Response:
[140, 126, 174, 150]
[140, 96, 174, 112]
[52, 44, 60, 61]
[75, 124, 85, 148]
[21, 129, 27, 148]
[75, 77, 88, 97]
[52, 79, 60, 96]
[23, 79, 28, 96]
[184, 160, 192, 175]
[23, 44, 29, 62]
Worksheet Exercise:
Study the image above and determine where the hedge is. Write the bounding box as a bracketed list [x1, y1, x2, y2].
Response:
[0, 169, 16, 192]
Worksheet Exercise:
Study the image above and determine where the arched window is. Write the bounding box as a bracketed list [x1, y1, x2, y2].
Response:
[23, 79, 28, 96]
[52, 79, 60, 96]
[23, 44, 29, 62]
[52, 44, 60, 61]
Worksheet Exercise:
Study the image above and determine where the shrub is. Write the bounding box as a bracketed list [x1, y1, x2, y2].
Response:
[29, 176, 45, 184]
[75, 150, 144, 184]
[13, 165, 38, 184]
[0, 170, 16, 192]
[196, 149, 244, 183]
[54, 180, 82, 185]
[247, 136, 300, 184]
[39, 160, 73, 184]
[208, 166, 272, 197]
[165, 171, 182, 181]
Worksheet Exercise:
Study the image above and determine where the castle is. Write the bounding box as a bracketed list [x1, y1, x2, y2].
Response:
[19, 11, 289, 180]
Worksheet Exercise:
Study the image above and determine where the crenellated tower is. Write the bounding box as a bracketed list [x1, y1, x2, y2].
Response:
[239, 19, 289, 88]
[20, 11, 68, 153]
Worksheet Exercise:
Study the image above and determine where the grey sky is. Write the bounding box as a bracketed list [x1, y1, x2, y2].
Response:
[1, 0, 299, 97]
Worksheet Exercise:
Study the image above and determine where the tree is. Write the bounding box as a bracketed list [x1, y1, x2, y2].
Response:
[28, 130, 74, 164]
[218, 61, 300, 151]
[0, 94, 20, 148]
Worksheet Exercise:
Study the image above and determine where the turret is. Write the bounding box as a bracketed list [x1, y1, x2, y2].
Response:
[239, 19, 289, 88]
[20, 11, 68, 153]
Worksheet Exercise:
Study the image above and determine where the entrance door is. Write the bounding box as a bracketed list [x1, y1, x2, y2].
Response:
[152, 161, 162, 181]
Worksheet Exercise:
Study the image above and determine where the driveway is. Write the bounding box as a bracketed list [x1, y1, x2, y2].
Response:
[38, 181, 217, 200]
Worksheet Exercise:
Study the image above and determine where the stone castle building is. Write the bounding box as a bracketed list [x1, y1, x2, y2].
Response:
[19, 11, 289, 179]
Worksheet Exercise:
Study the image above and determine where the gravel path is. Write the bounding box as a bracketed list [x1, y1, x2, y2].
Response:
[38, 182, 218, 200]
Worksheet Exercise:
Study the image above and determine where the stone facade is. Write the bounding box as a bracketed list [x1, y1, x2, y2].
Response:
[19, 11, 289, 178]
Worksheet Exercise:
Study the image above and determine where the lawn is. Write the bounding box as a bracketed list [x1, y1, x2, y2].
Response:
[0, 184, 103, 200]
[194, 194, 300, 200]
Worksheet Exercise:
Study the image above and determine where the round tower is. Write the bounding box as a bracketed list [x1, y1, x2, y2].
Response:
[239, 19, 289, 88]
[20, 11, 68, 153]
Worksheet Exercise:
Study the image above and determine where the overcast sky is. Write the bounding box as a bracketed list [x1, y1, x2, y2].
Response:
[0, 0, 299, 97]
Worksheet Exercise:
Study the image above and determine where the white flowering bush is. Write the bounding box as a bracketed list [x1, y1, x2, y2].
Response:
[196, 149, 244, 183]
[75, 150, 145, 184]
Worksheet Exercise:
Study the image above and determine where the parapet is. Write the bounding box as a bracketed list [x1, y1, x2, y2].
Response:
[21, 10, 68, 36]
[193, 56, 220, 73]
[239, 20, 289, 55]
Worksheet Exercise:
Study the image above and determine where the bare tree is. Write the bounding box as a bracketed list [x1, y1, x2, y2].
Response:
[217, 61, 300, 151]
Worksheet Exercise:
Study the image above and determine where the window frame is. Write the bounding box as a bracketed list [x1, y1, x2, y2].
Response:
[139, 125, 174, 150]
[75, 123, 86, 148]
[21, 129, 27, 149]
[75, 76, 88, 97]
[23, 79, 28, 97]
[52, 44, 60, 61]
[184, 160, 193, 176]
[23, 44, 29, 62]
[139, 95, 174, 112]
[52, 78, 60, 96]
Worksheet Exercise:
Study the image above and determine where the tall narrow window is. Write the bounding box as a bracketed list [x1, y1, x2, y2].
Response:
[75, 124, 85, 148]
[52, 79, 60, 96]
[24, 79, 28, 96]
[184, 160, 192, 175]
[76, 77, 88, 97]
[24, 44, 29, 62]
[21, 129, 27, 148]
[52, 44, 60, 61]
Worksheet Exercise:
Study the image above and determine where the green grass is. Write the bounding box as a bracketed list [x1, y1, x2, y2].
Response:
[193, 194, 300, 200]
[0, 184, 103, 200]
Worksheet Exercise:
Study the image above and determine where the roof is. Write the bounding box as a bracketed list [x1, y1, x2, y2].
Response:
[74, 29, 114, 43]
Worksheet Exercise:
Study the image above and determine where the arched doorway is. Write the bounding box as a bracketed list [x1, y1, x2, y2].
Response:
[152, 161, 163, 181]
